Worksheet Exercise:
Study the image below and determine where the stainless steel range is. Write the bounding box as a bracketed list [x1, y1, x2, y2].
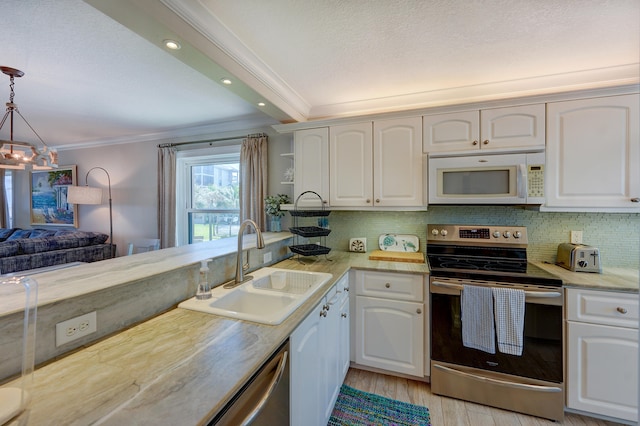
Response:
[427, 224, 564, 422]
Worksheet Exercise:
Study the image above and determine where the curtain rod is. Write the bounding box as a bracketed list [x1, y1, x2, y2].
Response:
[158, 132, 266, 149]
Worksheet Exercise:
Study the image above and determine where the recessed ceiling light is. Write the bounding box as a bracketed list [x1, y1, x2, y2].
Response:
[163, 39, 181, 50]
[221, 78, 232, 85]
[257, 102, 266, 107]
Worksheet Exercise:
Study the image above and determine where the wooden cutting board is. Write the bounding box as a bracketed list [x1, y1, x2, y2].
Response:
[368, 250, 424, 263]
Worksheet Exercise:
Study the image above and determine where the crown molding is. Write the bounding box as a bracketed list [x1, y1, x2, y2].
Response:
[55, 114, 277, 151]
[273, 83, 640, 133]
[161, 0, 310, 122]
[307, 64, 640, 120]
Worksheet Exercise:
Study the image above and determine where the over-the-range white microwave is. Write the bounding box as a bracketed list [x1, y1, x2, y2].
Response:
[428, 151, 545, 204]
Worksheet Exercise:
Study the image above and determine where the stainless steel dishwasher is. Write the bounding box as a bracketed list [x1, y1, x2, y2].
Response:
[209, 340, 290, 425]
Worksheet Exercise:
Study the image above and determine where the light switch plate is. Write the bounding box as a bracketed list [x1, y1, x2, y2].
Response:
[349, 238, 367, 252]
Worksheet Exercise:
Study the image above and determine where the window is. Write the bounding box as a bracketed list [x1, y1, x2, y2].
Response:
[176, 144, 241, 245]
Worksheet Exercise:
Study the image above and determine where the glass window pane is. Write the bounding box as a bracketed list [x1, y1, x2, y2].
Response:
[191, 163, 239, 209]
[189, 212, 240, 242]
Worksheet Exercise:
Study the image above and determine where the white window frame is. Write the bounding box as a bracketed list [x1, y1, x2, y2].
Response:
[176, 144, 241, 246]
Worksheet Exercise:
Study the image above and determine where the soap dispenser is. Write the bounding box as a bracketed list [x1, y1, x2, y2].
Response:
[195, 259, 212, 300]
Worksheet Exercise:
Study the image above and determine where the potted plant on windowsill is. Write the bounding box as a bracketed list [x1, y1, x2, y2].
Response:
[264, 194, 290, 232]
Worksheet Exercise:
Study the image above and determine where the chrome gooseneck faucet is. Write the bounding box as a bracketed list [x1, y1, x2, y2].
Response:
[224, 219, 265, 288]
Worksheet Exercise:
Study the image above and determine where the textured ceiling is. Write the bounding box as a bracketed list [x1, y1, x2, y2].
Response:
[0, 0, 269, 148]
[0, 0, 638, 148]
[177, 0, 639, 118]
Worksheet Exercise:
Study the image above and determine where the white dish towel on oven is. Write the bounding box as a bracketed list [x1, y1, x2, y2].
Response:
[492, 287, 525, 356]
[461, 285, 495, 354]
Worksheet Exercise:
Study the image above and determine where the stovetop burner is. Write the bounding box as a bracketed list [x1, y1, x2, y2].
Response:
[426, 224, 563, 287]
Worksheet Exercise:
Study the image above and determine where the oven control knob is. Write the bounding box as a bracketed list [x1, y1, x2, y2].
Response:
[503, 231, 511, 238]
[440, 229, 448, 236]
[431, 229, 440, 236]
[514, 231, 522, 239]
[492, 231, 501, 238]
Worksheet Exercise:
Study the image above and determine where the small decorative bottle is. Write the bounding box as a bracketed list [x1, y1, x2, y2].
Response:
[195, 259, 212, 299]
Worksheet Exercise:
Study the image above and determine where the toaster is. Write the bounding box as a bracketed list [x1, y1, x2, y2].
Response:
[556, 243, 602, 273]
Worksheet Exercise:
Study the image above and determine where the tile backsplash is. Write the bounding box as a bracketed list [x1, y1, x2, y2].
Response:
[320, 206, 639, 268]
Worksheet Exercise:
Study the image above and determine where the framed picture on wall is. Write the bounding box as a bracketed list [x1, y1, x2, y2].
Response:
[30, 165, 78, 227]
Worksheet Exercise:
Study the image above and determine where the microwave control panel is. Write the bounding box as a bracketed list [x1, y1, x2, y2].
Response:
[527, 165, 544, 198]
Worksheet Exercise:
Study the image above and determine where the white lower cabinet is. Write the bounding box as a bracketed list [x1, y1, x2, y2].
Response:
[290, 273, 350, 426]
[566, 288, 639, 423]
[354, 270, 426, 377]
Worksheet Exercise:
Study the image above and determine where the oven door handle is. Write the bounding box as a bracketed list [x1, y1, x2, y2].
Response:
[433, 364, 562, 393]
[432, 281, 562, 298]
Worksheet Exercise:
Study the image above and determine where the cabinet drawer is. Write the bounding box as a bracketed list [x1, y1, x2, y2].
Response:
[566, 288, 639, 328]
[355, 270, 423, 302]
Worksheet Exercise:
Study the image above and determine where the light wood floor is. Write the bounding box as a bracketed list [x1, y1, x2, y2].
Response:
[343, 368, 626, 426]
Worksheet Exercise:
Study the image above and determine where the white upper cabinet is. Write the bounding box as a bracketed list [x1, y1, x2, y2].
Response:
[480, 104, 545, 150]
[294, 127, 330, 207]
[330, 117, 424, 208]
[329, 122, 373, 207]
[374, 117, 424, 207]
[423, 104, 545, 153]
[545, 94, 640, 211]
[423, 110, 479, 152]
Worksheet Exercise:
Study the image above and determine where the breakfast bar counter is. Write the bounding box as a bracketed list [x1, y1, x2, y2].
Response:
[1, 250, 429, 425]
[3, 244, 636, 425]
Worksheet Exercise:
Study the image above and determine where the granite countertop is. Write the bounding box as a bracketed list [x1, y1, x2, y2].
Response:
[2, 251, 429, 425]
[3, 249, 635, 425]
[532, 261, 639, 293]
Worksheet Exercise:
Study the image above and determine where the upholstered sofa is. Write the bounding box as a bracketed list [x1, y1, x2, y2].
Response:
[0, 228, 113, 275]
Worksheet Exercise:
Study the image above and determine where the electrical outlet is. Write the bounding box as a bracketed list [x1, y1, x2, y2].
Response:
[263, 251, 272, 263]
[570, 230, 583, 244]
[56, 311, 97, 347]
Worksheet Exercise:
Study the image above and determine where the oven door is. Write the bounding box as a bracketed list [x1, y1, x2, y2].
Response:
[430, 277, 563, 383]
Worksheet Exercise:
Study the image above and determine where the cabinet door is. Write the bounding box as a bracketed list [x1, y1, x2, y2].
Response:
[567, 321, 638, 422]
[546, 94, 640, 210]
[338, 289, 350, 381]
[322, 290, 342, 424]
[374, 117, 424, 207]
[355, 296, 424, 377]
[290, 301, 324, 426]
[423, 110, 479, 153]
[294, 128, 329, 207]
[330, 122, 373, 206]
[480, 104, 545, 150]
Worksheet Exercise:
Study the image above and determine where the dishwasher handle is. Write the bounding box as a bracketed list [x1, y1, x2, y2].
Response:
[239, 350, 288, 426]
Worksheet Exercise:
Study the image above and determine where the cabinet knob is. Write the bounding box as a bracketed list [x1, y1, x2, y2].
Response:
[366, 199, 371, 204]
[472, 140, 478, 145]
[385, 283, 391, 288]
[631, 198, 640, 203]
[416, 308, 422, 314]
[323, 304, 330, 311]
[320, 309, 327, 317]
[344, 287, 349, 292]
[341, 313, 347, 318]
[375, 199, 380, 203]
[617, 307, 628, 314]
[483, 140, 489, 145]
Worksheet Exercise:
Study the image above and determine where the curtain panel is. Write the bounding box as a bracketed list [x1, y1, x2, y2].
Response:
[240, 135, 268, 231]
[157, 146, 177, 248]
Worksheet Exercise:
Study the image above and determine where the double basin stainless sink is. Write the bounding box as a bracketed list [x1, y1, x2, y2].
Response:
[179, 267, 332, 325]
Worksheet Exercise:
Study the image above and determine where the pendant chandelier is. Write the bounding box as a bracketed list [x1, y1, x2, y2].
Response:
[0, 66, 57, 170]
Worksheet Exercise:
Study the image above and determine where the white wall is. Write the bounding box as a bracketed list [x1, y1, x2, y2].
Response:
[13, 128, 294, 256]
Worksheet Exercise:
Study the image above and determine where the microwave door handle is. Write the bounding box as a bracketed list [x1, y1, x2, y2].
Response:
[517, 164, 527, 199]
